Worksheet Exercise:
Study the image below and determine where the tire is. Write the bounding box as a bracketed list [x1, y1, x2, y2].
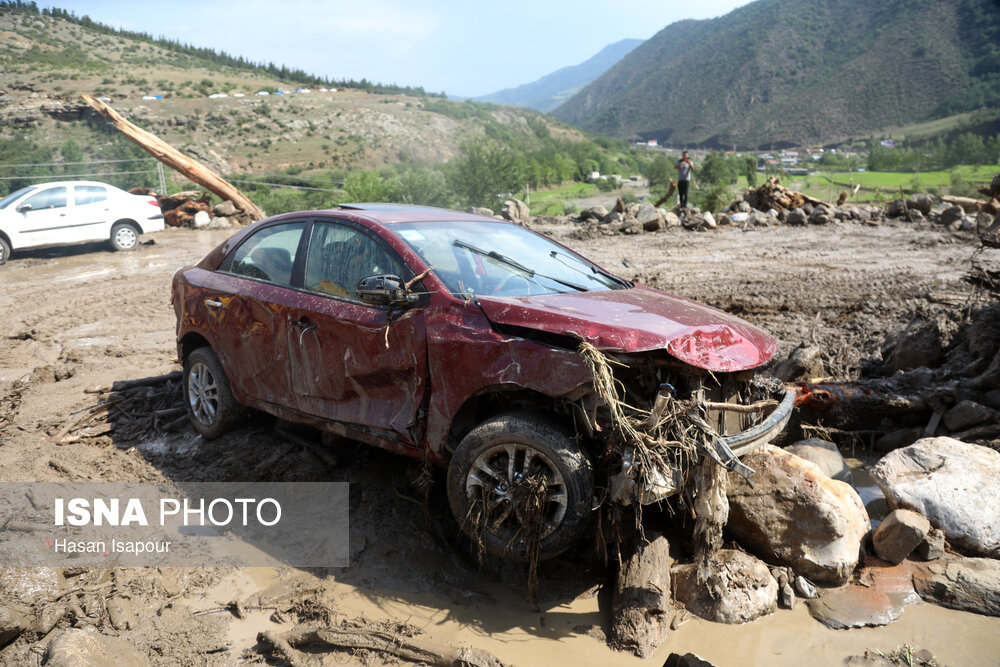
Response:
[110, 222, 139, 252]
[183, 347, 245, 439]
[447, 413, 593, 561]
[0, 237, 9, 265]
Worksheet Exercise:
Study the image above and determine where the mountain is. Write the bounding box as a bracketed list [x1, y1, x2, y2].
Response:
[552, 0, 1000, 148]
[474, 39, 643, 113]
[0, 4, 589, 175]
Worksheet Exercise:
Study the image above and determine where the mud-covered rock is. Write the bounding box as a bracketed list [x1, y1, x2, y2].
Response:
[881, 320, 945, 375]
[784, 438, 853, 483]
[874, 427, 924, 453]
[0, 602, 32, 649]
[916, 527, 946, 561]
[637, 202, 664, 231]
[809, 205, 833, 225]
[942, 400, 994, 432]
[872, 437, 1000, 557]
[663, 211, 681, 227]
[806, 586, 910, 629]
[579, 205, 607, 221]
[726, 445, 869, 585]
[44, 628, 149, 667]
[907, 194, 935, 215]
[501, 198, 530, 224]
[213, 200, 238, 217]
[471, 207, 494, 218]
[673, 550, 777, 624]
[913, 557, 1000, 616]
[770, 344, 825, 382]
[872, 509, 930, 564]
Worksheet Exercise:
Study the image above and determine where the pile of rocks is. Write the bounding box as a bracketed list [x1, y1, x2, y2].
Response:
[646, 434, 1000, 641]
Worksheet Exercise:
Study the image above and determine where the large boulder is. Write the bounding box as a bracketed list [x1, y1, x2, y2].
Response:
[872, 437, 1000, 557]
[784, 438, 853, 483]
[939, 205, 964, 226]
[44, 628, 149, 667]
[636, 201, 664, 231]
[501, 198, 530, 224]
[942, 400, 994, 432]
[213, 199, 238, 217]
[809, 205, 833, 225]
[663, 211, 681, 227]
[786, 208, 808, 225]
[579, 205, 607, 222]
[726, 444, 870, 585]
[907, 193, 934, 215]
[912, 557, 1000, 616]
[872, 509, 930, 564]
[471, 207, 494, 218]
[672, 550, 777, 624]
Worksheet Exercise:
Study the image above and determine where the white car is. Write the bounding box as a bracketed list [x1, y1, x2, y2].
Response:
[0, 180, 164, 264]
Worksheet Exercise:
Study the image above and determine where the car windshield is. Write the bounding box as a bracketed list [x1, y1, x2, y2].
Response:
[0, 185, 39, 210]
[390, 220, 629, 297]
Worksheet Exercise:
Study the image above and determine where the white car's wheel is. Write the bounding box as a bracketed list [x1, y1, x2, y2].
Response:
[0, 237, 9, 265]
[110, 222, 139, 252]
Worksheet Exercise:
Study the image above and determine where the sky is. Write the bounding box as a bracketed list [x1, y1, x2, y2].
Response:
[57, 0, 754, 98]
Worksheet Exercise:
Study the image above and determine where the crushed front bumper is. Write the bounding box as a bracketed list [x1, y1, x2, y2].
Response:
[609, 383, 797, 505]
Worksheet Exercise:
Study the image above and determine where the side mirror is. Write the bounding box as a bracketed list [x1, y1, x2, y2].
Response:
[16, 204, 31, 213]
[356, 274, 418, 307]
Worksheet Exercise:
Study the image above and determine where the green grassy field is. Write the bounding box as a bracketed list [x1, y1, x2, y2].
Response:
[527, 182, 600, 216]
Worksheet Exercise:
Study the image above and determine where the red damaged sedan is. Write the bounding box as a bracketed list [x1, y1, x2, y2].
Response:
[171, 204, 793, 560]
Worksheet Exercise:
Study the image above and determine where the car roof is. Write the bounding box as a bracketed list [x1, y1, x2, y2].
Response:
[334, 203, 498, 224]
[22, 180, 121, 189]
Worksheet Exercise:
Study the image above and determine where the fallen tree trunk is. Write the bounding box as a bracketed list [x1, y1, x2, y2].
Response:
[610, 531, 672, 658]
[942, 195, 1000, 215]
[264, 626, 506, 667]
[654, 179, 677, 208]
[81, 94, 264, 221]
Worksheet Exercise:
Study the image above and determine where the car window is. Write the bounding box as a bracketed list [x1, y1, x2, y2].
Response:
[75, 185, 108, 206]
[0, 185, 38, 210]
[225, 222, 305, 286]
[391, 220, 626, 297]
[303, 221, 405, 301]
[24, 186, 68, 211]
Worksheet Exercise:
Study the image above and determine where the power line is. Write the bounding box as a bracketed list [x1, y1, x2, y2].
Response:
[0, 170, 155, 181]
[0, 158, 157, 169]
[227, 178, 338, 192]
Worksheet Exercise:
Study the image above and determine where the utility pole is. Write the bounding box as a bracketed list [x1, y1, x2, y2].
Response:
[156, 161, 167, 195]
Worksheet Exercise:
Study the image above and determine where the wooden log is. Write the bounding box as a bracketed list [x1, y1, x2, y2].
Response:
[653, 179, 677, 208]
[80, 94, 264, 221]
[274, 626, 506, 667]
[609, 531, 672, 659]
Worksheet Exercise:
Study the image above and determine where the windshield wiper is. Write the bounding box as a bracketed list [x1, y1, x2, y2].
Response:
[453, 239, 587, 292]
[549, 249, 632, 288]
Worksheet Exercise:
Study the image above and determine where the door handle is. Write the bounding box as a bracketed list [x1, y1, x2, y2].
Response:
[292, 319, 317, 345]
[204, 298, 223, 308]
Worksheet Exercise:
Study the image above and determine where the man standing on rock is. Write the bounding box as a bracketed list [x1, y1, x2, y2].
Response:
[675, 151, 695, 209]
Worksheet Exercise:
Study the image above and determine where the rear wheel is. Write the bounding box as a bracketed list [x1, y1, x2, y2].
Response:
[447, 413, 593, 561]
[0, 237, 9, 265]
[110, 222, 139, 251]
[183, 347, 244, 439]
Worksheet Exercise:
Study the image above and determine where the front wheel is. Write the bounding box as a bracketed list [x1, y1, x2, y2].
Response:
[183, 347, 245, 439]
[447, 413, 593, 561]
[110, 222, 139, 251]
[0, 237, 9, 265]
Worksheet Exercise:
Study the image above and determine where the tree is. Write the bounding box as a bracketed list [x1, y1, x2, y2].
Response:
[644, 154, 673, 187]
[448, 141, 524, 209]
[699, 151, 736, 186]
[342, 170, 397, 202]
[742, 155, 758, 187]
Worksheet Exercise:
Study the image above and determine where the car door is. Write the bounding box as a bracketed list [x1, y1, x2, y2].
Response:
[287, 220, 428, 446]
[205, 221, 307, 408]
[72, 184, 113, 241]
[14, 185, 72, 248]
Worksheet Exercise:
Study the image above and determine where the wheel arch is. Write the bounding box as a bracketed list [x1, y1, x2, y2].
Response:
[179, 332, 213, 363]
[445, 384, 588, 456]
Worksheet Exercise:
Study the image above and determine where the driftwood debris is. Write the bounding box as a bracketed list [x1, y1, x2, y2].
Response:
[610, 531, 672, 658]
[653, 179, 677, 208]
[258, 625, 506, 667]
[942, 194, 1000, 215]
[81, 94, 264, 222]
[743, 176, 827, 212]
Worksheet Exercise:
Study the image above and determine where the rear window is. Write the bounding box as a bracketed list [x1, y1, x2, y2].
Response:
[75, 185, 108, 206]
[223, 222, 305, 286]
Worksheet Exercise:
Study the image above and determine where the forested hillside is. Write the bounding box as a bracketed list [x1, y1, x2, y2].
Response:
[553, 0, 1000, 148]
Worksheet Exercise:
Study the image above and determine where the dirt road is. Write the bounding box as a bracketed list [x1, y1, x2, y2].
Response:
[1, 221, 997, 665]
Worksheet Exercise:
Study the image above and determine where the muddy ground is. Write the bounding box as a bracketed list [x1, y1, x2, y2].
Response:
[1, 220, 999, 665]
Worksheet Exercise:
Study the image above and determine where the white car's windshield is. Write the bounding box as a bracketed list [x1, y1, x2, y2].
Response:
[0, 185, 38, 210]
[390, 220, 629, 298]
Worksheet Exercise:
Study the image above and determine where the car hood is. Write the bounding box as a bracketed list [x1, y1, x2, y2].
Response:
[476, 285, 779, 372]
